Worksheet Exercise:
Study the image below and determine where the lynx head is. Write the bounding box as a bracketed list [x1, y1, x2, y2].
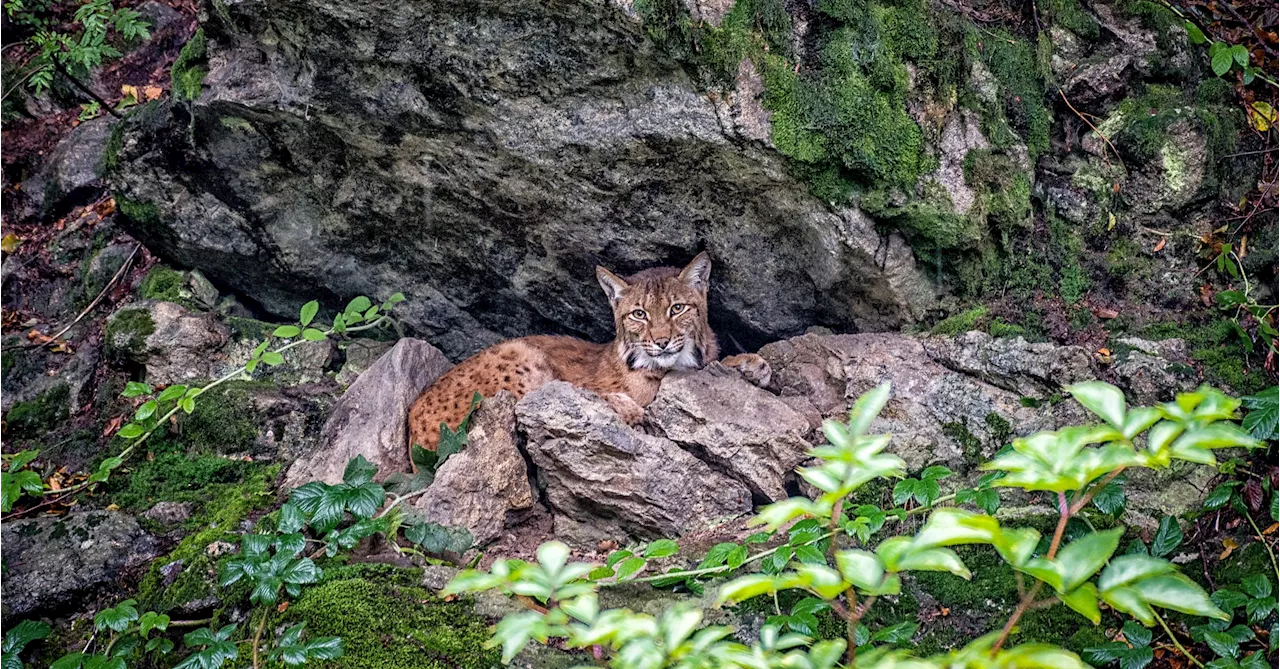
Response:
[596, 252, 719, 371]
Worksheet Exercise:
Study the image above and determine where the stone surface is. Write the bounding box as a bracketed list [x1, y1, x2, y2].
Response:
[648, 370, 811, 501]
[517, 381, 752, 541]
[17, 117, 117, 219]
[1, 510, 160, 618]
[920, 331, 1095, 398]
[283, 338, 451, 487]
[108, 0, 938, 360]
[1111, 336, 1197, 404]
[335, 338, 396, 387]
[142, 500, 194, 525]
[107, 300, 230, 384]
[410, 392, 535, 545]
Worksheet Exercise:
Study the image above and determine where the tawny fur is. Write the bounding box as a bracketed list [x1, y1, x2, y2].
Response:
[406, 252, 769, 466]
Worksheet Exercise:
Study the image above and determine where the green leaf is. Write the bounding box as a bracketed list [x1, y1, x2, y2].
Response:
[846, 382, 891, 437]
[117, 423, 145, 439]
[3, 620, 51, 655]
[644, 539, 679, 558]
[1184, 21, 1206, 44]
[1060, 583, 1102, 624]
[156, 385, 187, 402]
[385, 292, 406, 304]
[716, 574, 777, 606]
[1068, 381, 1127, 428]
[299, 301, 319, 326]
[870, 621, 918, 644]
[1204, 482, 1241, 510]
[301, 328, 328, 341]
[342, 455, 378, 486]
[892, 479, 919, 506]
[1205, 631, 1240, 658]
[344, 296, 372, 317]
[261, 351, 285, 366]
[1240, 387, 1278, 442]
[920, 465, 953, 481]
[1240, 573, 1271, 599]
[616, 556, 647, 580]
[1230, 44, 1249, 67]
[1150, 516, 1182, 558]
[134, 399, 158, 421]
[122, 381, 152, 398]
[273, 325, 301, 338]
[1212, 48, 1233, 76]
[138, 611, 170, 638]
[793, 544, 827, 565]
[1092, 475, 1127, 515]
[94, 600, 139, 633]
[1211, 589, 1250, 611]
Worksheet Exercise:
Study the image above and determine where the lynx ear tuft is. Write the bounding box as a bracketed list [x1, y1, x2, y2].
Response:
[596, 266, 628, 303]
[679, 251, 711, 291]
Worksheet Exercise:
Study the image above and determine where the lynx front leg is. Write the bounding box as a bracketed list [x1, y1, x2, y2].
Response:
[711, 353, 773, 388]
[603, 392, 646, 426]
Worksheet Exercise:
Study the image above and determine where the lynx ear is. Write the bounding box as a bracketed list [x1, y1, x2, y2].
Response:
[596, 266, 629, 303]
[679, 251, 711, 291]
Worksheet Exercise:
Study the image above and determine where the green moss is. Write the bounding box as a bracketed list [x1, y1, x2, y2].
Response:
[979, 32, 1050, 159]
[984, 412, 1012, 446]
[1041, 0, 1099, 38]
[1141, 320, 1269, 394]
[103, 121, 125, 171]
[268, 570, 499, 669]
[135, 464, 278, 613]
[1, 348, 14, 378]
[140, 266, 184, 301]
[944, 420, 983, 462]
[105, 308, 155, 360]
[171, 29, 207, 101]
[4, 384, 70, 439]
[988, 319, 1025, 338]
[105, 450, 262, 511]
[179, 381, 273, 454]
[931, 306, 989, 336]
[116, 196, 159, 225]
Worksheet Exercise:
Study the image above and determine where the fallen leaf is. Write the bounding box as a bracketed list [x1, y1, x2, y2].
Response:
[142, 85, 163, 101]
[1219, 537, 1239, 560]
[1200, 284, 1214, 307]
[1092, 307, 1120, 319]
[0, 233, 21, 253]
[1107, 212, 1116, 231]
[940, 606, 950, 616]
[1265, 522, 1278, 535]
[106, 503, 120, 511]
[277, 601, 290, 613]
[1239, 235, 1247, 259]
[1153, 237, 1167, 253]
[103, 415, 124, 437]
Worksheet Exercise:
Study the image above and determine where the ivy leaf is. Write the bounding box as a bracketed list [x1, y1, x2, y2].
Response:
[138, 611, 170, 638]
[156, 385, 187, 402]
[299, 301, 319, 327]
[1204, 482, 1241, 510]
[1150, 516, 1182, 558]
[1240, 573, 1271, 599]
[788, 518, 825, 545]
[273, 325, 301, 338]
[1240, 388, 1278, 442]
[920, 465, 953, 481]
[870, 621, 918, 644]
[117, 423, 146, 439]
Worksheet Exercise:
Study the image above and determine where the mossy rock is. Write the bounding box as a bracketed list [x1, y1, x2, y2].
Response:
[105, 307, 156, 362]
[931, 306, 989, 335]
[4, 383, 70, 439]
[140, 266, 186, 302]
[266, 565, 500, 669]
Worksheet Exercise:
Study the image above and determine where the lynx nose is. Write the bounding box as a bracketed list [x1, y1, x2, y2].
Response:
[653, 337, 670, 349]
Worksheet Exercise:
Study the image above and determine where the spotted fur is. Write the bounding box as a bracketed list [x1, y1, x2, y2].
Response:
[406, 252, 769, 466]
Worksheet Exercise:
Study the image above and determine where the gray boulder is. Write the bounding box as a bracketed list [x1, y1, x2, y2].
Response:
[920, 331, 1095, 398]
[1, 510, 160, 619]
[648, 370, 811, 502]
[18, 117, 117, 219]
[105, 300, 229, 385]
[283, 338, 451, 487]
[517, 382, 752, 542]
[410, 392, 535, 545]
[108, 0, 936, 360]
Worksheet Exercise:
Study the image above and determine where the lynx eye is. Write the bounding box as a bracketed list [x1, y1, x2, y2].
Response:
[669, 303, 688, 316]
[630, 309, 648, 320]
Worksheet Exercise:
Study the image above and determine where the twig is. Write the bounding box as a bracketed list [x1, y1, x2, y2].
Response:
[21, 243, 141, 350]
[1218, 0, 1278, 58]
[1060, 89, 1123, 169]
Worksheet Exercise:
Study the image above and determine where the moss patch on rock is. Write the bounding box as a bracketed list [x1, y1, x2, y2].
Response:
[4, 383, 71, 439]
[105, 307, 156, 361]
[140, 266, 185, 301]
[268, 564, 499, 669]
[171, 29, 208, 101]
[931, 305, 989, 335]
[1141, 319, 1270, 394]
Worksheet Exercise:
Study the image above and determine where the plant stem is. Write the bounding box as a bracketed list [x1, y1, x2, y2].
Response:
[1241, 509, 1280, 581]
[992, 490, 1073, 654]
[622, 494, 957, 586]
[1154, 609, 1204, 669]
[1069, 468, 1125, 515]
[14, 316, 391, 515]
[252, 608, 268, 669]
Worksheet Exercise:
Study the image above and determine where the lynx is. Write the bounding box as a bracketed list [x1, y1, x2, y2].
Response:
[406, 252, 771, 464]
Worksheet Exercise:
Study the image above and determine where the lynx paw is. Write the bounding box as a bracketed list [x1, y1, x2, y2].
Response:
[716, 353, 773, 388]
[604, 393, 646, 426]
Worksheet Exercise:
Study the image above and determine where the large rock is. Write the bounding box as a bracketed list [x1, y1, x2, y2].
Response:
[647, 370, 811, 502]
[517, 381, 752, 541]
[105, 300, 229, 384]
[17, 117, 117, 219]
[283, 338, 451, 487]
[108, 0, 936, 359]
[920, 331, 1095, 398]
[1, 510, 160, 619]
[410, 392, 535, 545]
